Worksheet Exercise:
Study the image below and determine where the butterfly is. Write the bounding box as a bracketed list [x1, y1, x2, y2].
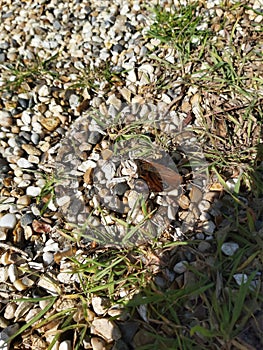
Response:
[134, 159, 182, 192]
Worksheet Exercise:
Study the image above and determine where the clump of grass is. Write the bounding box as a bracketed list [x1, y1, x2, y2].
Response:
[0, 53, 59, 92]
[147, 3, 210, 59]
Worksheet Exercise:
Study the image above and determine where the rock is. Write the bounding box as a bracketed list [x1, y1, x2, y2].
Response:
[4, 302, 17, 320]
[198, 241, 211, 252]
[21, 144, 41, 156]
[221, 242, 239, 256]
[38, 85, 50, 97]
[91, 318, 121, 342]
[17, 195, 31, 208]
[202, 221, 216, 234]
[0, 323, 19, 350]
[0, 213, 17, 229]
[0, 111, 12, 127]
[26, 186, 41, 197]
[173, 261, 188, 274]
[39, 117, 60, 131]
[91, 297, 109, 315]
[17, 158, 33, 168]
[90, 337, 107, 350]
[59, 340, 72, 350]
[37, 275, 61, 294]
[233, 273, 248, 286]
[198, 199, 211, 212]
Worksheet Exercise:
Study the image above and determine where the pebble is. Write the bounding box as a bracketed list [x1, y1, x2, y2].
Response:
[91, 337, 107, 350]
[0, 111, 12, 127]
[202, 220, 216, 234]
[91, 297, 109, 315]
[173, 261, 188, 274]
[198, 200, 211, 212]
[221, 242, 239, 256]
[59, 340, 72, 350]
[39, 117, 60, 131]
[0, 324, 19, 350]
[26, 186, 41, 197]
[21, 144, 41, 156]
[4, 303, 17, 320]
[0, 213, 17, 229]
[233, 273, 248, 286]
[0, 267, 8, 282]
[37, 275, 60, 295]
[17, 158, 34, 169]
[91, 318, 121, 342]
[198, 241, 211, 252]
[38, 85, 50, 97]
[16, 195, 31, 208]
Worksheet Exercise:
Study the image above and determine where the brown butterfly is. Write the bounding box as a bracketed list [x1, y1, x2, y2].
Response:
[134, 159, 182, 192]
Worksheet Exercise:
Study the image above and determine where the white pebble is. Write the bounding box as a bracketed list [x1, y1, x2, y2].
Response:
[26, 186, 41, 197]
[0, 213, 17, 229]
[233, 273, 248, 286]
[17, 158, 33, 169]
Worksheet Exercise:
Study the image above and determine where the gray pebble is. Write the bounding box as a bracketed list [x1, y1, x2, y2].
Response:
[20, 213, 35, 227]
[198, 241, 211, 252]
[31, 133, 40, 145]
[173, 261, 188, 274]
[202, 220, 216, 234]
[221, 242, 239, 256]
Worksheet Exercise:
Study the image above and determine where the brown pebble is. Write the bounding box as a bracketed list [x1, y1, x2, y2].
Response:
[39, 116, 60, 131]
[84, 168, 94, 185]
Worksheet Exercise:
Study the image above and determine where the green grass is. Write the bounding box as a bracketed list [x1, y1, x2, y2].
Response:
[3, 1, 263, 349]
[0, 54, 59, 92]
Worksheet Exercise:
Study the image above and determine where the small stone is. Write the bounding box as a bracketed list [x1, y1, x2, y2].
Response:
[0, 213, 17, 229]
[202, 221, 216, 234]
[38, 275, 60, 294]
[0, 267, 8, 282]
[92, 297, 109, 315]
[43, 252, 54, 265]
[38, 85, 50, 97]
[221, 242, 239, 256]
[198, 241, 211, 252]
[119, 87, 131, 102]
[198, 200, 211, 212]
[178, 194, 190, 209]
[101, 149, 113, 160]
[0, 111, 12, 127]
[17, 158, 33, 168]
[21, 144, 41, 156]
[90, 337, 107, 350]
[31, 133, 40, 145]
[13, 279, 28, 291]
[39, 117, 60, 131]
[26, 186, 41, 197]
[0, 324, 19, 350]
[20, 213, 35, 227]
[4, 303, 17, 320]
[91, 318, 121, 342]
[173, 261, 188, 274]
[25, 308, 41, 322]
[59, 340, 72, 350]
[17, 195, 31, 208]
[233, 273, 248, 286]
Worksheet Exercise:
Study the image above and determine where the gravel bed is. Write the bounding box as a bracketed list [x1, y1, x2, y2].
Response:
[0, 0, 262, 349]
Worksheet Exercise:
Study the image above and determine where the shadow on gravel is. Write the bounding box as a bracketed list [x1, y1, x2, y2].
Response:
[111, 144, 263, 350]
